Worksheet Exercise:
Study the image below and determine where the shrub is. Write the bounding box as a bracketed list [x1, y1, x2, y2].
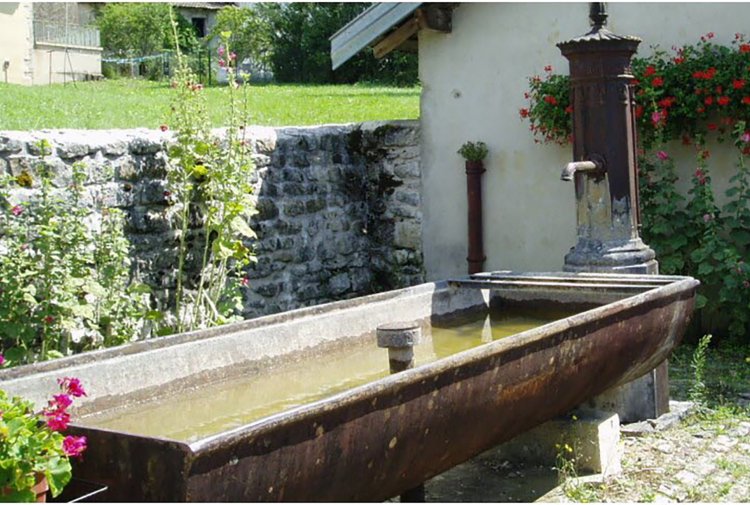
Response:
[0, 141, 149, 366]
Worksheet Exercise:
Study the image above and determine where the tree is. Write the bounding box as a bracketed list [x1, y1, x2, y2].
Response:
[239, 3, 418, 85]
[209, 6, 271, 69]
[97, 3, 198, 57]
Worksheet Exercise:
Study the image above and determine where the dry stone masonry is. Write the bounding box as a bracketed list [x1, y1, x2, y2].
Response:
[0, 121, 423, 319]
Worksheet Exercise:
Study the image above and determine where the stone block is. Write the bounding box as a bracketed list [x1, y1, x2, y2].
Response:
[0, 135, 25, 153]
[493, 409, 622, 477]
[395, 190, 420, 207]
[393, 220, 422, 250]
[283, 200, 307, 217]
[114, 155, 138, 181]
[328, 272, 351, 295]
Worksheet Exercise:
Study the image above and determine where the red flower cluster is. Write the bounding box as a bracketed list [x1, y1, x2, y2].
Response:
[543, 95, 558, 105]
[695, 168, 707, 185]
[718, 96, 731, 106]
[740, 43, 750, 53]
[693, 67, 717, 80]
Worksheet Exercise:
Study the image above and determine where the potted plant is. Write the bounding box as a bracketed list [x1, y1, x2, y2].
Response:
[0, 368, 87, 502]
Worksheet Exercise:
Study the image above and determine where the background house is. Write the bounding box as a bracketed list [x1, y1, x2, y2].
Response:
[0, 2, 101, 85]
[334, 2, 750, 281]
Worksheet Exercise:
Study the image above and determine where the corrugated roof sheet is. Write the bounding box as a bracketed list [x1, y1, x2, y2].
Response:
[172, 2, 235, 11]
[330, 2, 422, 70]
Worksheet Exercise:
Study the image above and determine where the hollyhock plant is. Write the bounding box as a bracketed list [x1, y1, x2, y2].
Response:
[0, 378, 87, 501]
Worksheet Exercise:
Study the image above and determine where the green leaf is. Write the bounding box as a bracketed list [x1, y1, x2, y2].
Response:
[230, 216, 256, 239]
[695, 294, 708, 309]
[45, 456, 72, 498]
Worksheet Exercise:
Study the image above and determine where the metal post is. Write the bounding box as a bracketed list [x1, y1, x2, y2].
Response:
[376, 322, 426, 502]
[465, 159, 486, 274]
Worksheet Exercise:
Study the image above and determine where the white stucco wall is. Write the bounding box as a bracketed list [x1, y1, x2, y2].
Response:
[0, 2, 33, 85]
[419, 2, 750, 281]
[33, 44, 102, 84]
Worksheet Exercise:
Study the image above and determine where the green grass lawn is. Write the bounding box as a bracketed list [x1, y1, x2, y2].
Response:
[0, 79, 420, 130]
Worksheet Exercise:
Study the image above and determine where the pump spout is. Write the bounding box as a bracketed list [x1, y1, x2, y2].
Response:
[561, 159, 603, 181]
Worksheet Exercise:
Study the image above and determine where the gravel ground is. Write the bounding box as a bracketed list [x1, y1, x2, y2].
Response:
[419, 402, 750, 502]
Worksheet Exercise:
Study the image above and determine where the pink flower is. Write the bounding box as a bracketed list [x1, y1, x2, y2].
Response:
[0, 354, 4, 366]
[45, 410, 71, 431]
[58, 377, 87, 398]
[544, 65, 552, 72]
[229, 52, 237, 61]
[62, 436, 87, 458]
[744, 280, 750, 288]
[741, 132, 750, 143]
[240, 276, 250, 287]
[651, 110, 663, 126]
[656, 151, 669, 161]
[218, 46, 225, 57]
[51, 394, 72, 410]
[11, 205, 23, 216]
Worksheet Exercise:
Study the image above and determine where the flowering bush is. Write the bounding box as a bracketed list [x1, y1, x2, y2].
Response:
[0, 142, 150, 366]
[162, 25, 257, 333]
[0, 375, 87, 501]
[522, 33, 750, 340]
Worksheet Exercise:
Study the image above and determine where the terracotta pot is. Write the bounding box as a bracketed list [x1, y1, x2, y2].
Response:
[1, 473, 48, 502]
[31, 473, 49, 503]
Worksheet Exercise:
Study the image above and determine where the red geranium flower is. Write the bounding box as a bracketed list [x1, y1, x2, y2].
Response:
[734, 79, 746, 90]
[519, 108, 530, 118]
[635, 105, 644, 118]
[652, 76, 664, 87]
[58, 377, 87, 397]
[62, 436, 87, 458]
[708, 123, 718, 130]
[543, 95, 558, 105]
[564, 105, 573, 114]
[674, 56, 685, 64]
[718, 96, 731, 106]
[705, 96, 714, 105]
[644, 65, 656, 77]
[740, 43, 750, 53]
[742, 96, 750, 105]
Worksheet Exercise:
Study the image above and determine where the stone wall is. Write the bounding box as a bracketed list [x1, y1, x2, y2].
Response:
[0, 121, 424, 319]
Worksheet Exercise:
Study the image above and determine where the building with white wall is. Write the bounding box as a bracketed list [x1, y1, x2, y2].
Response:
[333, 2, 750, 281]
[0, 2, 101, 85]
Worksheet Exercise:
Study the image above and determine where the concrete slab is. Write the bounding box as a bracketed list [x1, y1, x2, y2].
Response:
[492, 409, 622, 477]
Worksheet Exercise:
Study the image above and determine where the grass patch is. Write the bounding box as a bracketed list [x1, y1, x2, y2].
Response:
[0, 79, 420, 130]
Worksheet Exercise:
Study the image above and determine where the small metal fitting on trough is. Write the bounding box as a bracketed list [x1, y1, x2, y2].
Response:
[376, 322, 422, 374]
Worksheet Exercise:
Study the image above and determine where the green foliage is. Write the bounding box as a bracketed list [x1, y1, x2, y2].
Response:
[163, 26, 257, 333]
[252, 3, 418, 85]
[97, 3, 198, 58]
[689, 334, 713, 406]
[0, 142, 148, 366]
[210, 6, 271, 70]
[457, 141, 489, 162]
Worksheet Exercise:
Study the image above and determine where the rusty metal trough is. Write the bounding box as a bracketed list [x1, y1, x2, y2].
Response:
[0, 272, 698, 501]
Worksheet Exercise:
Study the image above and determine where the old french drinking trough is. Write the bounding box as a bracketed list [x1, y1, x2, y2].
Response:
[0, 4, 700, 502]
[1, 272, 697, 501]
